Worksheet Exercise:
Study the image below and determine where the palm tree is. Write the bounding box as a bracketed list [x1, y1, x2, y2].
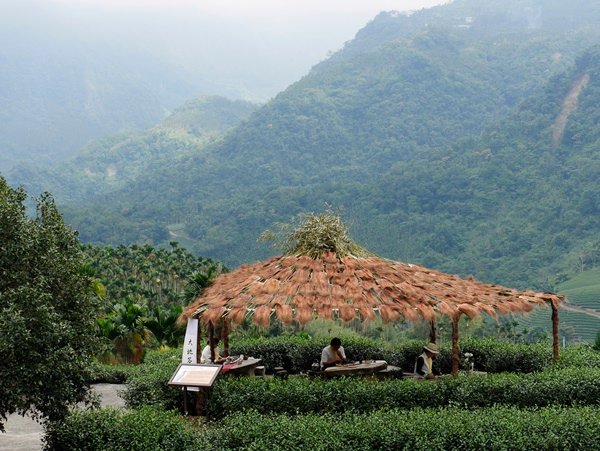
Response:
[146, 305, 185, 347]
[97, 298, 151, 363]
[182, 265, 221, 305]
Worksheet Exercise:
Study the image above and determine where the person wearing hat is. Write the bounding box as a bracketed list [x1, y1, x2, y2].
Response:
[414, 342, 439, 379]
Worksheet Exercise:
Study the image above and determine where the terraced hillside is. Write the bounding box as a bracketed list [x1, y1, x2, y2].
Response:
[519, 269, 600, 342]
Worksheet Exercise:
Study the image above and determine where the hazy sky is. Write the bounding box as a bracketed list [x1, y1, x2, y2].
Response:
[54, 1, 448, 18]
[3, 0, 450, 100]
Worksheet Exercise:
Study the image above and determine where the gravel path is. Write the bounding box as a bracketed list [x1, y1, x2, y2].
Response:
[0, 384, 126, 451]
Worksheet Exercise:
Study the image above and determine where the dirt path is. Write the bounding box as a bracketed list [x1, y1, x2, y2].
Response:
[551, 72, 589, 148]
[0, 384, 126, 451]
[561, 303, 600, 320]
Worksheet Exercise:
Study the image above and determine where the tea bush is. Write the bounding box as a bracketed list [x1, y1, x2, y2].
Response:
[86, 360, 138, 384]
[121, 338, 600, 411]
[122, 348, 183, 410]
[43, 407, 203, 451]
[556, 345, 600, 368]
[204, 406, 600, 450]
[231, 336, 551, 373]
[207, 367, 600, 418]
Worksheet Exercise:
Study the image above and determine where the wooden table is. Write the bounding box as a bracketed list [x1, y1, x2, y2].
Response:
[323, 360, 388, 377]
[222, 358, 261, 376]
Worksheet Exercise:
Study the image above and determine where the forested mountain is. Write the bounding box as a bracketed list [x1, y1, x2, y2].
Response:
[8, 96, 257, 204]
[23, 0, 600, 290]
[0, 0, 342, 170]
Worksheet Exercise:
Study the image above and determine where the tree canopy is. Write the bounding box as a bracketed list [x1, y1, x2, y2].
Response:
[0, 177, 101, 430]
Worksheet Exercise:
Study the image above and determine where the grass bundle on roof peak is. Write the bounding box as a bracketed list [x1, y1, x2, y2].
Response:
[259, 209, 372, 259]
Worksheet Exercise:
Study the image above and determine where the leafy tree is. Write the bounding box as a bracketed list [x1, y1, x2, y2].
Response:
[0, 177, 101, 431]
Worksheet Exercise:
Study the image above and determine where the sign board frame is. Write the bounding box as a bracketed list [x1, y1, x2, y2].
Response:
[168, 363, 222, 388]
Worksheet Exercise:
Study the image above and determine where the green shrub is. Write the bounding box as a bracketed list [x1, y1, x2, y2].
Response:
[207, 367, 600, 418]
[231, 336, 551, 374]
[557, 345, 600, 368]
[43, 407, 204, 451]
[121, 338, 598, 412]
[460, 338, 549, 373]
[204, 406, 600, 450]
[86, 360, 138, 384]
[122, 348, 183, 410]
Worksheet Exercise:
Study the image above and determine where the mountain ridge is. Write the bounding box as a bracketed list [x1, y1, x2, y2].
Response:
[13, 0, 600, 292]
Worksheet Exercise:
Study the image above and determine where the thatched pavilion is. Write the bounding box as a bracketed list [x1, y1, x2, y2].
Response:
[180, 212, 563, 375]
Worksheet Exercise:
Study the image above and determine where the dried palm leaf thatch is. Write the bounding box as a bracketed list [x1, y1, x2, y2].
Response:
[358, 305, 376, 322]
[317, 304, 334, 320]
[339, 305, 357, 322]
[458, 303, 480, 319]
[258, 208, 372, 259]
[180, 212, 563, 328]
[475, 303, 496, 317]
[296, 306, 313, 325]
[379, 305, 402, 323]
[437, 301, 457, 317]
[417, 304, 436, 321]
[228, 306, 247, 324]
[400, 305, 420, 322]
[275, 304, 293, 325]
[253, 305, 272, 327]
[202, 306, 226, 325]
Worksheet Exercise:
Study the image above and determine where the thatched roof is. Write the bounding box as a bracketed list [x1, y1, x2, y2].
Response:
[180, 251, 562, 327]
[180, 211, 562, 327]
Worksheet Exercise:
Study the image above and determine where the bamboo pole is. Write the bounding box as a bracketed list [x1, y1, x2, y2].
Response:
[221, 317, 230, 357]
[429, 318, 437, 344]
[551, 301, 560, 362]
[451, 314, 460, 376]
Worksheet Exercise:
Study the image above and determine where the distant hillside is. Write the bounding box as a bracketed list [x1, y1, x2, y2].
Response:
[0, 0, 337, 170]
[7, 96, 257, 204]
[519, 268, 600, 342]
[32, 0, 600, 291]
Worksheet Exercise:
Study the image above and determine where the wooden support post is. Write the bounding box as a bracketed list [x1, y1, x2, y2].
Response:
[451, 314, 460, 376]
[221, 317, 230, 357]
[195, 389, 206, 417]
[183, 386, 189, 416]
[208, 321, 215, 363]
[429, 318, 437, 344]
[551, 301, 560, 362]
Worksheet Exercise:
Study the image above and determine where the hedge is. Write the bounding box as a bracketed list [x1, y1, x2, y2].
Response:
[122, 347, 183, 411]
[231, 336, 551, 374]
[123, 337, 600, 416]
[44, 405, 600, 450]
[86, 360, 138, 384]
[203, 406, 600, 450]
[206, 366, 600, 418]
[122, 339, 600, 412]
[43, 407, 203, 451]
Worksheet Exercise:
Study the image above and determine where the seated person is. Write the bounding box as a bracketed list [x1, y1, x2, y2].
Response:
[414, 342, 439, 379]
[200, 337, 226, 364]
[320, 337, 347, 370]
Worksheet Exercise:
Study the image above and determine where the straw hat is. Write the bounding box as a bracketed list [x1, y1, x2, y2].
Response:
[424, 343, 439, 354]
